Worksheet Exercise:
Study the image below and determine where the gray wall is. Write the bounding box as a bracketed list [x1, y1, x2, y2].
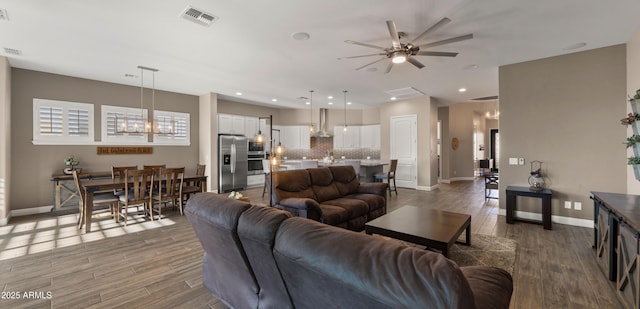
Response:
[11, 69, 200, 210]
[499, 45, 627, 219]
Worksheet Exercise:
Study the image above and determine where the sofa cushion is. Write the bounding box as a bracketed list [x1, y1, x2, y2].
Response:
[329, 165, 360, 196]
[318, 204, 350, 226]
[308, 168, 342, 203]
[460, 266, 513, 309]
[321, 197, 369, 218]
[274, 217, 477, 309]
[238, 206, 293, 309]
[346, 193, 386, 211]
[185, 193, 258, 309]
[272, 169, 317, 202]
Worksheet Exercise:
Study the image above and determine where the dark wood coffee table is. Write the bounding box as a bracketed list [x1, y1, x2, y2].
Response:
[364, 206, 471, 257]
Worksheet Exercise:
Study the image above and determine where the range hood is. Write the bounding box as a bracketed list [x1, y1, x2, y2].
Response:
[314, 108, 332, 137]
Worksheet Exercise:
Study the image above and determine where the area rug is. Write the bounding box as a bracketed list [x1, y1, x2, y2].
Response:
[447, 234, 516, 274]
[375, 233, 516, 274]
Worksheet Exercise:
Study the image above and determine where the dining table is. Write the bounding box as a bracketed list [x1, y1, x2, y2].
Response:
[80, 174, 207, 233]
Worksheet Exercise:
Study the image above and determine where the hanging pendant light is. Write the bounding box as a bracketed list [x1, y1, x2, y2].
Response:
[343, 90, 348, 132]
[116, 66, 176, 135]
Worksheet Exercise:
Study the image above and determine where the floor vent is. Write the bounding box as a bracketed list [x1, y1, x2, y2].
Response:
[180, 6, 217, 27]
[384, 87, 425, 99]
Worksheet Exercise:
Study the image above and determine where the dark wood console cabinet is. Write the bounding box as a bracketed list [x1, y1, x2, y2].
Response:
[592, 191, 640, 308]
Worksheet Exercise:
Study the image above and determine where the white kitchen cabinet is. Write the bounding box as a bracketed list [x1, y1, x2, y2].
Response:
[244, 117, 258, 138]
[218, 114, 246, 135]
[279, 126, 310, 149]
[333, 125, 360, 148]
[360, 124, 380, 149]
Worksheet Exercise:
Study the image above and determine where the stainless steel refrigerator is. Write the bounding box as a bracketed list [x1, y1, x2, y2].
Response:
[218, 134, 248, 193]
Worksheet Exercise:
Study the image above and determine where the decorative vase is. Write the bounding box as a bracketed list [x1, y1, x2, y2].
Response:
[633, 164, 640, 181]
[631, 99, 640, 115]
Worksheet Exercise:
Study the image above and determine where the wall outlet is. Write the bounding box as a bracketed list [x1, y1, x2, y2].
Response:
[564, 201, 571, 209]
[518, 158, 525, 165]
[574, 202, 582, 210]
[509, 158, 518, 165]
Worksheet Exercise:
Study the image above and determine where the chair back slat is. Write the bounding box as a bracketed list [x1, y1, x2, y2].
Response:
[125, 169, 154, 204]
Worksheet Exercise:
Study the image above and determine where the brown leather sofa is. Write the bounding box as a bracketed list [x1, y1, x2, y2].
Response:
[186, 193, 514, 309]
[271, 165, 388, 230]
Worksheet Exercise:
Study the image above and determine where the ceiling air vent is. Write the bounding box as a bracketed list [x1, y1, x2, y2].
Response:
[180, 6, 217, 27]
[0, 9, 8, 21]
[384, 87, 425, 100]
[3, 48, 22, 56]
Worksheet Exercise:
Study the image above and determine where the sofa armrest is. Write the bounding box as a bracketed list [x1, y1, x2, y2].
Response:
[357, 182, 388, 196]
[276, 198, 322, 222]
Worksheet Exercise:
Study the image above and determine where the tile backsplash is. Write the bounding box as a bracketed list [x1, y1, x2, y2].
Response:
[283, 137, 380, 160]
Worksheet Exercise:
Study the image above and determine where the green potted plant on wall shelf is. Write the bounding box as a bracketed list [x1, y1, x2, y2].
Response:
[628, 157, 640, 180]
[625, 135, 640, 148]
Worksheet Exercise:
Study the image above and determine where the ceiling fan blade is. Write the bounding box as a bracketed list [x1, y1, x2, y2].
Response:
[409, 17, 451, 45]
[406, 57, 425, 69]
[419, 34, 474, 49]
[345, 40, 387, 50]
[338, 53, 387, 60]
[415, 51, 458, 57]
[386, 20, 402, 49]
[384, 62, 394, 74]
[355, 57, 388, 71]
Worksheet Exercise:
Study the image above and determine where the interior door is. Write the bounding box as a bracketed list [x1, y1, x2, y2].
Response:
[390, 115, 417, 189]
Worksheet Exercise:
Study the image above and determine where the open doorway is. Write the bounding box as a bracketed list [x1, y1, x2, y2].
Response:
[490, 128, 499, 172]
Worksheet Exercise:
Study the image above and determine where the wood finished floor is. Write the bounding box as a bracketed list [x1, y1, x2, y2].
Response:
[0, 179, 623, 308]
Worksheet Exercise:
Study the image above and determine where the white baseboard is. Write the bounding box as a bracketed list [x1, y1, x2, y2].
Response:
[417, 184, 439, 191]
[450, 177, 475, 182]
[497, 209, 593, 228]
[439, 179, 451, 184]
[11, 205, 54, 217]
[0, 215, 7, 226]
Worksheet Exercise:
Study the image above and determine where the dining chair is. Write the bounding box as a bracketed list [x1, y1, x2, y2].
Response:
[143, 164, 166, 176]
[111, 165, 138, 195]
[485, 173, 499, 201]
[153, 167, 185, 217]
[117, 168, 154, 225]
[72, 170, 119, 229]
[374, 159, 398, 196]
[181, 164, 206, 208]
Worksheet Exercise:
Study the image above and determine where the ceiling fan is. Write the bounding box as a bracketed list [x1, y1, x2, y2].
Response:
[339, 18, 473, 73]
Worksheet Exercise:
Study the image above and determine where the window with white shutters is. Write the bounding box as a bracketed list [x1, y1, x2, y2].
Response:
[33, 99, 94, 145]
[101, 105, 148, 144]
[153, 110, 190, 145]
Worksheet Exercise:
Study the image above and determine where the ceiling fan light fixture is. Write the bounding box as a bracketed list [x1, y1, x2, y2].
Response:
[391, 52, 407, 64]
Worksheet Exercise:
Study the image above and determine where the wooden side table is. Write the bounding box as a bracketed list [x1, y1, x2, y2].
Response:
[506, 185, 553, 230]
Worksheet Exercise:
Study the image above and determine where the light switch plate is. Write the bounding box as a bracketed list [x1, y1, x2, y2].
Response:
[509, 158, 518, 165]
[518, 158, 525, 165]
[574, 202, 582, 210]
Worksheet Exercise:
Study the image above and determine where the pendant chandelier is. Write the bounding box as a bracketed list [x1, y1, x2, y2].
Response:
[116, 66, 176, 135]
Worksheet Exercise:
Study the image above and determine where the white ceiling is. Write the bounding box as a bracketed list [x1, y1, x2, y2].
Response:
[2, 0, 640, 109]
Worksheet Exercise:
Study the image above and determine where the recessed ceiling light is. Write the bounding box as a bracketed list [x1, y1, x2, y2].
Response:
[305, 101, 310, 105]
[390, 97, 397, 101]
[564, 42, 587, 50]
[292, 32, 310, 41]
[328, 102, 333, 105]
[458, 88, 467, 92]
[271, 98, 278, 102]
[347, 102, 352, 105]
[327, 96, 333, 99]
[235, 92, 243, 96]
